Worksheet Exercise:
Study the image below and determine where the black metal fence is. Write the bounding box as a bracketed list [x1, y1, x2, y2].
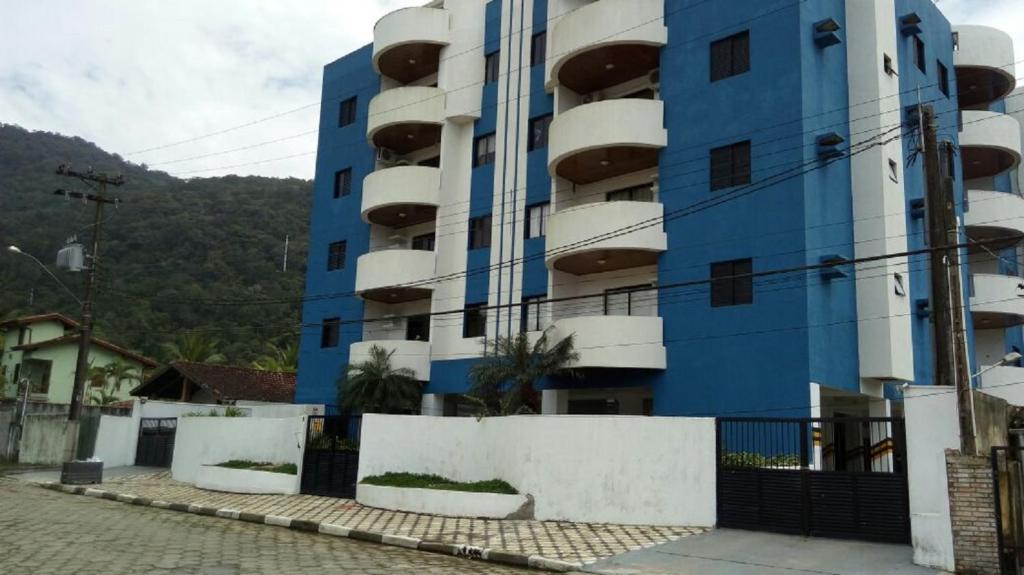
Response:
[300, 415, 361, 498]
[993, 446, 1024, 573]
[135, 418, 177, 468]
[716, 417, 909, 544]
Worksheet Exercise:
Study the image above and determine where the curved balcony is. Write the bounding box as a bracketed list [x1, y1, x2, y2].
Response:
[960, 111, 1021, 180]
[550, 316, 665, 369]
[350, 340, 431, 381]
[547, 0, 667, 93]
[355, 249, 435, 303]
[978, 365, 1024, 391]
[954, 26, 1017, 108]
[373, 7, 450, 84]
[367, 86, 445, 155]
[548, 99, 667, 185]
[964, 190, 1024, 249]
[971, 273, 1024, 328]
[546, 201, 666, 275]
[361, 166, 440, 228]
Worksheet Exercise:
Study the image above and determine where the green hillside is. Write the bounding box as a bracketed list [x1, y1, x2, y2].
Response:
[0, 123, 312, 364]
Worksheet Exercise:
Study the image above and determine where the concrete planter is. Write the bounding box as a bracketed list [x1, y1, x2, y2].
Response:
[356, 484, 533, 519]
[61, 461, 103, 485]
[195, 465, 299, 495]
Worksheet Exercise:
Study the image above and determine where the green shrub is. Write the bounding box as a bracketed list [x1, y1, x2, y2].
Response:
[214, 460, 297, 475]
[361, 472, 517, 494]
[721, 451, 801, 468]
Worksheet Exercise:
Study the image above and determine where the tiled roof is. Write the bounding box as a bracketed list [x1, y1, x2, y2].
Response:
[134, 362, 296, 403]
[0, 313, 80, 330]
[13, 334, 158, 367]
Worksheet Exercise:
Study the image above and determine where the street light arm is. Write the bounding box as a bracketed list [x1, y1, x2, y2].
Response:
[8, 248, 83, 306]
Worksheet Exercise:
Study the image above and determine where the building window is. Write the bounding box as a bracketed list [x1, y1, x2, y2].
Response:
[321, 318, 340, 348]
[528, 114, 553, 151]
[339, 97, 357, 127]
[521, 295, 548, 332]
[938, 61, 949, 97]
[952, 32, 960, 52]
[463, 303, 487, 338]
[333, 168, 352, 198]
[411, 233, 436, 251]
[327, 241, 347, 271]
[484, 51, 500, 84]
[914, 36, 926, 73]
[474, 133, 497, 167]
[710, 141, 752, 191]
[22, 359, 51, 395]
[468, 215, 492, 249]
[894, 273, 907, 297]
[940, 141, 956, 179]
[606, 184, 655, 203]
[524, 202, 549, 239]
[711, 259, 753, 307]
[17, 327, 28, 345]
[406, 314, 430, 341]
[531, 32, 547, 67]
[710, 31, 750, 82]
[604, 285, 656, 317]
[883, 54, 896, 77]
[888, 159, 899, 183]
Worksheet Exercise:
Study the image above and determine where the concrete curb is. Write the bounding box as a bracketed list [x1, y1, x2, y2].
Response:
[35, 481, 580, 572]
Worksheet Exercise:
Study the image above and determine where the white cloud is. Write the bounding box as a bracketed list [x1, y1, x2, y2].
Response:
[1, 1, 1020, 180]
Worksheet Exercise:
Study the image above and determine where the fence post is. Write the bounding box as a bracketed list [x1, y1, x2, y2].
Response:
[799, 422, 809, 469]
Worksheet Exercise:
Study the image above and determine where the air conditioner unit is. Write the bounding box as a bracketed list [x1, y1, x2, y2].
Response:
[376, 147, 396, 162]
[581, 92, 603, 105]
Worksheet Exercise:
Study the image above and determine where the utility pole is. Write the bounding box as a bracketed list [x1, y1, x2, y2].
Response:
[921, 106, 974, 454]
[282, 234, 290, 272]
[55, 164, 123, 463]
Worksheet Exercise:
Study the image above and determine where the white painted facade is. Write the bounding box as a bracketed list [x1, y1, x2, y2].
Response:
[356, 484, 530, 519]
[195, 465, 300, 495]
[171, 416, 306, 485]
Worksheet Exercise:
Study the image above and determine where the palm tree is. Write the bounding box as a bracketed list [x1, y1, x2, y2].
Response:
[252, 340, 298, 372]
[467, 329, 578, 416]
[88, 359, 142, 405]
[337, 345, 422, 414]
[160, 333, 225, 364]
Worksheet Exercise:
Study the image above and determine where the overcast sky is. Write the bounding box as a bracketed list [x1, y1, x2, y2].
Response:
[1, 0, 1020, 180]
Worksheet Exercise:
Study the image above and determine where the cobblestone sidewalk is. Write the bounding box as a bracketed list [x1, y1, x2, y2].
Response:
[46, 471, 705, 567]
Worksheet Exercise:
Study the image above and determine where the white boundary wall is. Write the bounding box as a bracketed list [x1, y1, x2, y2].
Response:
[358, 414, 716, 526]
[171, 416, 306, 485]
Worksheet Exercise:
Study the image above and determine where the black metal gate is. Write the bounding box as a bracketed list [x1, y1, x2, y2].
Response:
[993, 446, 1024, 573]
[135, 417, 177, 468]
[300, 415, 360, 498]
[716, 417, 910, 544]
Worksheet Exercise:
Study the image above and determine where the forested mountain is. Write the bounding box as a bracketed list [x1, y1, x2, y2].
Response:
[0, 123, 312, 364]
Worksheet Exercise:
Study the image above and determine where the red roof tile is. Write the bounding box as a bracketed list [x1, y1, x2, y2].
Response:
[134, 362, 296, 403]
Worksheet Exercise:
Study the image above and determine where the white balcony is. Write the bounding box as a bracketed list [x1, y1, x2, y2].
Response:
[954, 25, 1017, 108]
[355, 249, 435, 303]
[546, 0, 666, 93]
[971, 273, 1024, 328]
[373, 7, 450, 84]
[546, 201, 666, 274]
[550, 315, 665, 370]
[367, 86, 445, 155]
[960, 111, 1021, 180]
[965, 190, 1024, 248]
[548, 98, 666, 185]
[350, 340, 431, 381]
[361, 166, 441, 228]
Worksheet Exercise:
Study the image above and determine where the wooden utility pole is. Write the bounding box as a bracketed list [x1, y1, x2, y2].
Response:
[55, 164, 122, 463]
[921, 106, 974, 454]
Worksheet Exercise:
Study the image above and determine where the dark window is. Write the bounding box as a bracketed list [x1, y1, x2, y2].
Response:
[531, 32, 547, 67]
[528, 114, 553, 151]
[320, 318, 341, 348]
[22, 359, 51, 395]
[339, 97, 357, 127]
[606, 184, 655, 202]
[914, 36, 926, 73]
[940, 141, 956, 179]
[468, 215, 492, 249]
[623, 88, 656, 100]
[711, 258, 753, 307]
[418, 156, 441, 168]
[463, 303, 487, 338]
[938, 61, 949, 97]
[12, 364, 20, 388]
[883, 54, 896, 76]
[411, 233, 436, 251]
[524, 203, 550, 239]
[484, 51, 500, 84]
[710, 31, 750, 82]
[474, 133, 497, 167]
[333, 168, 352, 198]
[604, 284, 656, 316]
[17, 327, 28, 345]
[710, 141, 752, 191]
[520, 295, 547, 332]
[568, 399, 619, 415]
[406, 314, 430, 341]
[327, 241, 347, 271]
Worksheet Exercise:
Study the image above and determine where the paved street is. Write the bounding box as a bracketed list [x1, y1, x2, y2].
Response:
[0, 479, 531, 575]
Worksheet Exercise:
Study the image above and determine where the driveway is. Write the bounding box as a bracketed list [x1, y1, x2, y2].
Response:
[583, 529, 946, 575]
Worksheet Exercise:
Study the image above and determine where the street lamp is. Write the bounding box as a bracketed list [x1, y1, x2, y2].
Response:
[972, 352, 1024, 387]
[7, 245, 83, 306]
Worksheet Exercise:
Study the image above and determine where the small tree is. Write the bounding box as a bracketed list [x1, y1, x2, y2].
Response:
[252, 340, 298, 372]
[88, 359, 142, 405]
[161, 333, 226, 364]
[466, 329, 578, 416]
[337, 345, 422, 414]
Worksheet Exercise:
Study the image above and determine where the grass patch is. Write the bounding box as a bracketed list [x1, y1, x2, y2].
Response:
[361, 472, 517, 494]
[214, 460, 297, 475]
